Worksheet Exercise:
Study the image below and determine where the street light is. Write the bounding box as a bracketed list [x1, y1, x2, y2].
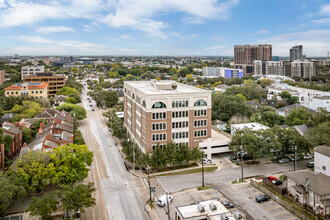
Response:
[241, 133, 244, 182]
[294, 145, 297, 171]
[202, 153, 205, 188]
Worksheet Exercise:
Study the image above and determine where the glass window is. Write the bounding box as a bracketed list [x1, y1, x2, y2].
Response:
[194, 99, 207, 106]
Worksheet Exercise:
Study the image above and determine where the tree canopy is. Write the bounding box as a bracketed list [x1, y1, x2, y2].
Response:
[56, 104, 86, 120]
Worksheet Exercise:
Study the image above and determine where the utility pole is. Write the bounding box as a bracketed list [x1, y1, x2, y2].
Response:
[147, 167, 152, 205]
[166, 192, 170, 220]
[294, 145, 297, 171]
[241, 133, 244, 182]
[201, 154, 205, 188]
[133, 147, 135, 170]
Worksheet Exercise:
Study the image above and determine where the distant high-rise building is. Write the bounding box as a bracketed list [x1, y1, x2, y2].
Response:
[290, 45, 303, 61]
[234, 44, 272, 74]
[272, 56, 280, 61]
[291, 60, 314, 78]
[254, 60, 282, 76]
[21, 65, 44, 80]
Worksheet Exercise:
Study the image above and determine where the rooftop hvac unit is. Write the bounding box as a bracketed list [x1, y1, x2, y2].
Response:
[197, 204, 205, 212]
[221, 214, 229, 220]
[209, 203, 217, 211]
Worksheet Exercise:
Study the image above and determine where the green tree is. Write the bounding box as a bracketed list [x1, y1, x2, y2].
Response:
[56, 104, 87, 120]
[26, 193, 59, 220]
[306, 121, 330, 146]
[59, 182, 96, 218]
[21, 127, 32, 144]
[280, 91, 299, 105]
[65, 97, 76, 104]
[251, 109, 284, 127]
[57, 87, 80, 96]
[236, 94, 247, 101]
[285, 107, 313, 126]
[50, 144, 93, 185]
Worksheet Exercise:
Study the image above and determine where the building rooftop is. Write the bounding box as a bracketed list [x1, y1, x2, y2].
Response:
[125, 80, 210, 95]
[314, 145, 330, 157]
[231, 122, 269, 131]
[4, 82, 48, 90]
[312, 96, 330, 100]
[176, 199, 234, 220]
[286, 170, 330, 195]
[2, 122, 22, 135]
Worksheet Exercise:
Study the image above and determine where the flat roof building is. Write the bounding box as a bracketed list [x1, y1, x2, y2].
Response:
[123, 80, 211, 154]
[231, 122, 269, 135]
[21, 65, 44, 80]
[4, 82, 48, 100]
[175, 199, 238, 220]
[23, 72, 66, 97]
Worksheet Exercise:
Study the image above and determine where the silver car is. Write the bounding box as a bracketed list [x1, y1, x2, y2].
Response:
[279, 158, 289, 163]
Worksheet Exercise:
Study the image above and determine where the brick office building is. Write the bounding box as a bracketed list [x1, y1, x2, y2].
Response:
[23, 73, 66, 97]
[123, 80, 212, 154]
[0, 70, 5, 85]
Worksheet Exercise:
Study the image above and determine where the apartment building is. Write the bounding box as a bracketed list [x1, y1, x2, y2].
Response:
[267, 83, 330, 109]
[291, 60, 315, 78]
[202, 67, 243, 78]
[314, 145, 330, 177]
[21, 65, 44, 79]
[23, 73, 66, 97]
[2, 122, 22, 157]
[310, 96, 330, 111]
[4, 82, 48, 100]
[234, 44, 272, 74]
[123, 80, 211, 154]
[0, 70, 5, 85]
[290, 45, 303, 61]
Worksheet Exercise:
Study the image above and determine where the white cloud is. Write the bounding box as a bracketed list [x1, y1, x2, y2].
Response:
[116, 47, 137, 54]
[320, 4, 330, 16]
[257, 30, 330, 56]
[312, 18, 330, 25]
[6, 35, 111, 55]
[204, 45, 227, 51]
[120, 35, 132, 40]
[36, 26, 74, 33]
[0, 0, 6, 8]
[249, 30, 269, 36]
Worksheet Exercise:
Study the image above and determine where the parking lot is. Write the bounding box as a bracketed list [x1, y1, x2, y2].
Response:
[154, 187, 244, 220]
[226, 182, 299, 220]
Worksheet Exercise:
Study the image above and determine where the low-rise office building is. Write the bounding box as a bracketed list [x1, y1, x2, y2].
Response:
[314, 145, 330, 177]
[21, 65, 44, 79]
[23, 73, 66, 97]
[4, 82, 48, 100]
[124, 80, 212, 154]
[230, 122, 269, 135]
[0, 70, 5, 85]
[203, 67, 243, 78]
[309, 96, 330, 111]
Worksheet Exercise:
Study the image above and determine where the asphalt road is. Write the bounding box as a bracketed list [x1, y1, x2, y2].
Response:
[158, 160, 311, 193]
[80, 86, 148, 220]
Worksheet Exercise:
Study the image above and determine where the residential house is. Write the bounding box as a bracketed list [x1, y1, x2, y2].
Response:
[276, 104, 316, 117]
[286, 170, 330, 216]
[2, 122, 22, 157]
[294, 124, 310, 137]
[53, 95, 67, 107]
[314, 146, 330, 177]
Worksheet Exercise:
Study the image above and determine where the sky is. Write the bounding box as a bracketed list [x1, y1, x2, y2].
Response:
[0, 0, 330, 56]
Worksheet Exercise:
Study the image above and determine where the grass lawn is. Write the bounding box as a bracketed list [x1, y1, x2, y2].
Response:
[156, 166, 217, 176]
[231, 179, 246, 184]
[197, 185, 211, 190]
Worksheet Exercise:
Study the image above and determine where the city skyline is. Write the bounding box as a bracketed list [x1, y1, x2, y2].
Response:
[0, 0, 330, 56]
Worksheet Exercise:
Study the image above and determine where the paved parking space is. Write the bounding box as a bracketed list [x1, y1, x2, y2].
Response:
[230, 183, 299, 220]
[153, 187, 244, 220]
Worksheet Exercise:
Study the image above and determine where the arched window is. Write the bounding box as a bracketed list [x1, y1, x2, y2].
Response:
[172, 101, 175, 108]
[142, 100, 146, 108]
[152, 102, 167, 109]
[194, 99, 207, 106]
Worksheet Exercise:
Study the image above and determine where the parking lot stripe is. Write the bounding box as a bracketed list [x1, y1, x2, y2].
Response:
[273, 210, 289, 216]
[242, 187, 253, 191]
[247, 192, 261, 196]
[236, 184, 249, 188]
[260, 200, 272, 204]
[266, 205, 281, 210]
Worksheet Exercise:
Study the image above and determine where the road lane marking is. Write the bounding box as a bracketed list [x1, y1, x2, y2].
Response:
[140, 178, 147, 190]
[285, 217, 298, 220]
[247, 192, 262, 196]
[242, 187, 253, 191]
[266, 205, 281, 210]
[273, 210, 289, 216]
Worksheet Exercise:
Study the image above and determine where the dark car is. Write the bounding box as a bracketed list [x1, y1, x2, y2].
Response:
[222, 201, 234, 208]
[306, 161, 314, 168]
[272, 179, 282, 185]
[255, 194, 270, 203]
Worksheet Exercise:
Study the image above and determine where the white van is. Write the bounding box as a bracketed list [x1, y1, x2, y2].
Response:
[157, 194, 173, 207]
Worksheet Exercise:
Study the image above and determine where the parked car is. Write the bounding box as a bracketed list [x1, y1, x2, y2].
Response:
[255, 194, 270, 203]
[272, 179, 282, 185]
[88, 100, 91, 103]
[279, 158, 290, 163]
[222, 201, 234, 208]
[303, 154, 313, 160]
[265, 176, 278, 182]
[306, 161, 314, 168]
[157, 194, 173, 207]
[90, 104, 93, 107]
[102, 106, 106, 109]
[92, 108, 95, 111]
[203, 158, 212, 164]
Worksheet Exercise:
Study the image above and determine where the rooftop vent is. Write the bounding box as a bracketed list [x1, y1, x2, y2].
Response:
[52, 134, 62, 140]
[197, 204, 205, 213]
[153, 81, 178, 90]
[209, 203, 217, 211]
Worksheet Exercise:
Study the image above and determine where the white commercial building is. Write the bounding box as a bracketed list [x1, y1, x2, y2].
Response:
[123, 80, 212, 154]
[267, 83, 330, 110]
[21, 65, 44, 80]
[175, 199, 239, 220]
[309, 96, 330, 111]
[314, 145, 330, 177]
[231, 122, 269, 135]
[203, 67, 243, 78]
[254, 60, 283, 76]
